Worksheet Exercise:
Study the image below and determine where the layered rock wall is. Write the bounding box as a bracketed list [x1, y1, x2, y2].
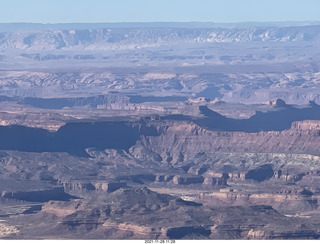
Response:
[143, 120, 320, 164]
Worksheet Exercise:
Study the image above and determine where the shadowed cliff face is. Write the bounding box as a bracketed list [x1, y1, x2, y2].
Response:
[0, 121, 158, 157]
[197, 100, 320, 132]
[1, 101, 320, 157]
[1, 100, 320, 158]
[245, 164, 274, 182]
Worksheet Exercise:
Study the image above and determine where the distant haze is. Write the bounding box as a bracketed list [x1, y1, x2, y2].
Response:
[2, 21, 320, 32]
[0, 0, 320, 24]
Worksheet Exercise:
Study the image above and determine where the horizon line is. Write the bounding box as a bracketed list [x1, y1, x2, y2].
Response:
[1, 20, 320, 25]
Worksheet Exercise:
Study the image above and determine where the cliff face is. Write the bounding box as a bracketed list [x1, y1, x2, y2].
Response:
[0, 121, 158, 157]
[140, 120, 320, 164]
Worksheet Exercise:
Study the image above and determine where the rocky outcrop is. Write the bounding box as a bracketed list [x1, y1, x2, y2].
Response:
[187, 166, 208, 175]
[154, 174, 174, 183]
[245, 164, 274, 182]
[60, 180, 127, 192]
[203, 171, 229, 186]
[41, 200, 82, 217]
[227, 172, 246, 180]
[61, 181, 96, 191]
[1, 187, 71, 202]
[173, 175, 204, 185]
[188, 97, 210, 104]
[116, 174, 157, 184]
[247, 229, 267, 239]
[93, 182, 127, 192]
[203, 177, 228, 186]
[102, 221, 167, 239]
[200, 187, 318, 214]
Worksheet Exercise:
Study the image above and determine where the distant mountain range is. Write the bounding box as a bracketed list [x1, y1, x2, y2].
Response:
[1, 21, 320, 32]
[0, 22, 320, 105]
[0, 24, 320, 51]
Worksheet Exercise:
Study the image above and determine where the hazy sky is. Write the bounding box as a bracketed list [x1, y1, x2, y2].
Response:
[0, 0, 319, 23]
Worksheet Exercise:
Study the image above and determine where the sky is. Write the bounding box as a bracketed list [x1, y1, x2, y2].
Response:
[0, 0, 319, 23]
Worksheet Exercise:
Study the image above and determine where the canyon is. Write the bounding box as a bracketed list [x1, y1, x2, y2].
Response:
[1, 22, 320, 239]
[1, 109, 320, 239]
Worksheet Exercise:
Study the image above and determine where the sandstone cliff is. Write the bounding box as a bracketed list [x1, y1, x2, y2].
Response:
[139, 120, 320, 164]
